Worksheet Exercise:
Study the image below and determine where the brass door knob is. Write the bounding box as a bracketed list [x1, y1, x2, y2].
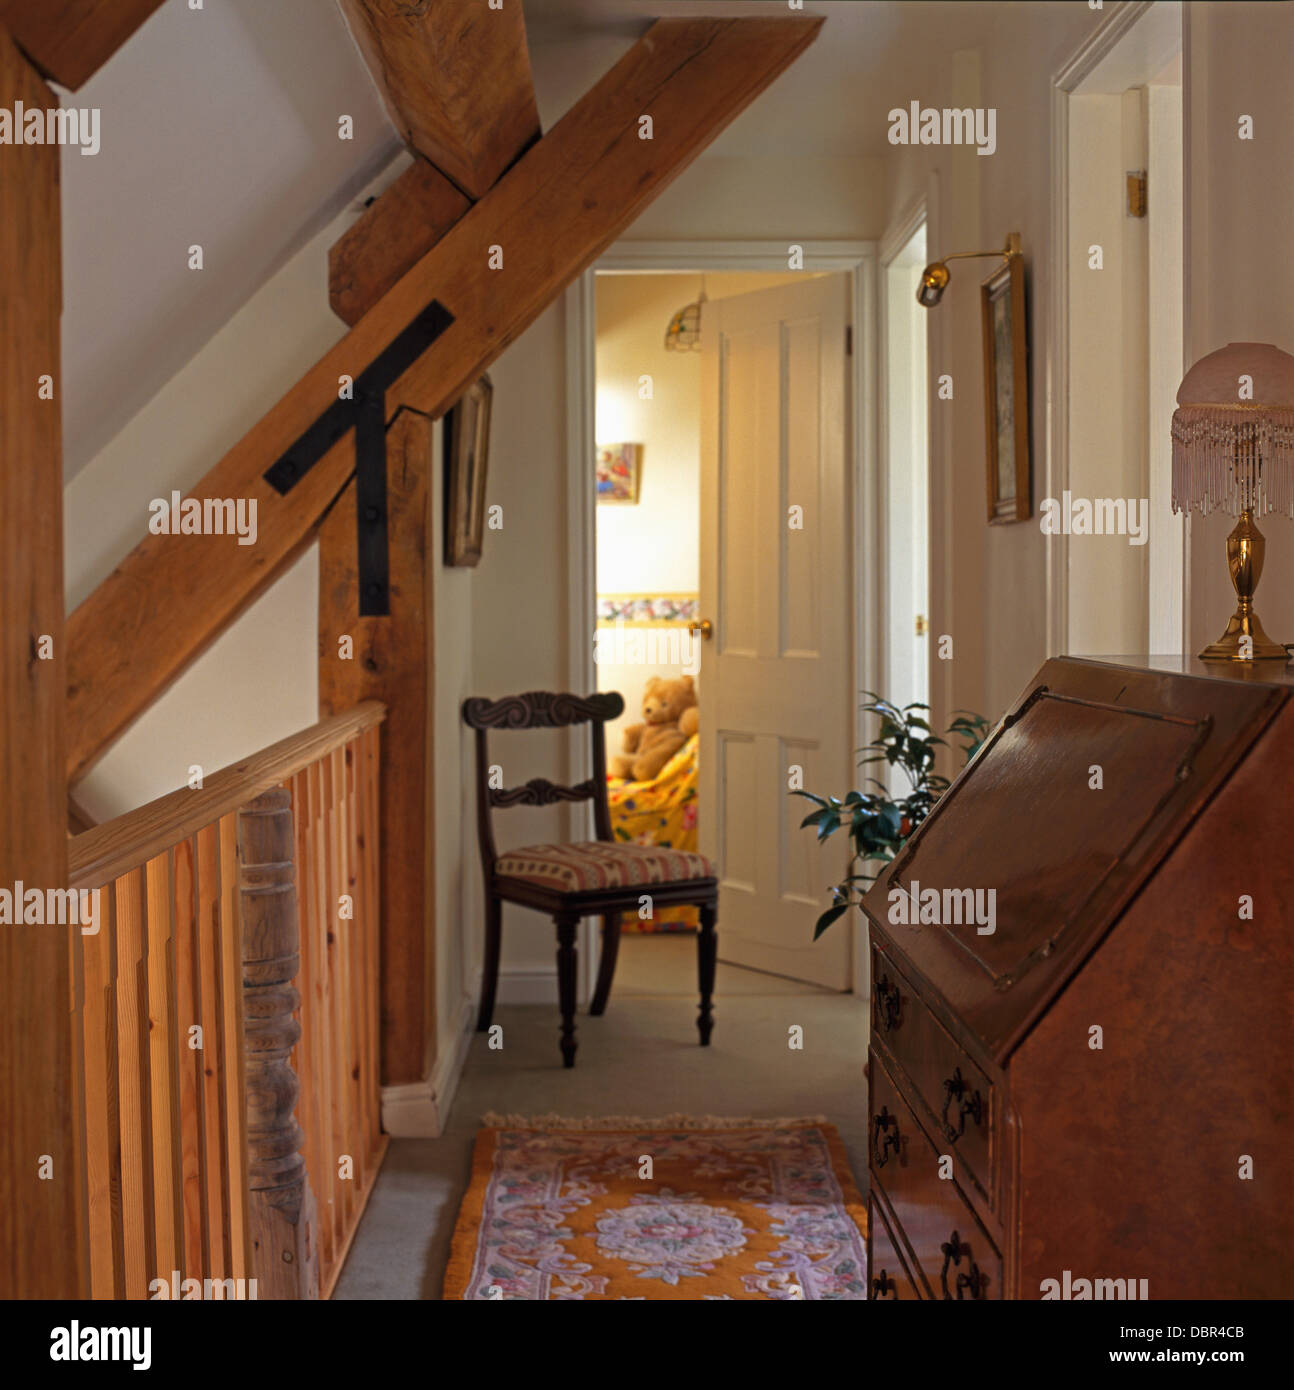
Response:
[688, 618, 714, 640]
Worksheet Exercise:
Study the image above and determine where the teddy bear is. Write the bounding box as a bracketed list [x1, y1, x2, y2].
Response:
[610, 675, 700, 782]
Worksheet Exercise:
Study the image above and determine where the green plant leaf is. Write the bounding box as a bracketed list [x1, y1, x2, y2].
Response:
[813, 902, 850, 940]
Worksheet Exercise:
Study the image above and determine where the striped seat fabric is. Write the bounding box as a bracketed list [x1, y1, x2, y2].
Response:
[494, 841, 715, 894]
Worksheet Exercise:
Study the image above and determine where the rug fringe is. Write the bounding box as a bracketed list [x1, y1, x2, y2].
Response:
[480, 1111, 830, 1131]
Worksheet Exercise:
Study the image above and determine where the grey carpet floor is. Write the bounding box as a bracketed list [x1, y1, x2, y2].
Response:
[332, 936, 870, 1300]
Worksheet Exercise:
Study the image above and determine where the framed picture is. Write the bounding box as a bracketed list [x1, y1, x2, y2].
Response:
[596, 443, 642, 504]
[981, 254, 1031, 523]
[444, 374, 492, 566]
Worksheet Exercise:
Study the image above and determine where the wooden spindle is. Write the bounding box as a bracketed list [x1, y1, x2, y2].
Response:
[172, 838, 204, 1281]
[217, 812, 250, 1281]
[195, 823, 228, 1277]
[237, 787, 318, 1300]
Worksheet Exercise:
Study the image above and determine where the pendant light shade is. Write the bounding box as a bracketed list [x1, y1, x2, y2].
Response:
[1171, 342, 1294, 518]
[665, 277, 707, 352]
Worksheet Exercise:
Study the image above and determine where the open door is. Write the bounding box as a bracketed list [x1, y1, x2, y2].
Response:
[697, 274, 852, 989]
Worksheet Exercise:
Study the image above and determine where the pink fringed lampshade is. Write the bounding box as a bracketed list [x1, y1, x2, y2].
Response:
[1171, 342, 1294, 517]
[1171, 342, 1294, 661]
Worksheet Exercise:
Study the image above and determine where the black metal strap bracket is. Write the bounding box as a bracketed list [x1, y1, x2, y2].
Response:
[263, 298, 454, 616]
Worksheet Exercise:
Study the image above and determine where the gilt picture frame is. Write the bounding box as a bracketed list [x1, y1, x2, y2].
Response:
[981, 254, 1031, 523]
[444, 374, 492, 566]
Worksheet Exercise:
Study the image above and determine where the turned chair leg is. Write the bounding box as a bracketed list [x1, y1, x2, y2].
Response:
[555, 913, 580, 1068]
[589, 912, 622, 1016]
[477, 892, 502, 1032]
[697, 901, 717, 1045]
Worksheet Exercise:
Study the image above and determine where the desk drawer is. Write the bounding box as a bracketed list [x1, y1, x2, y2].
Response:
[870, 1054, 1001, 1301]
[872, 947, 994, 1198]
[868, 1192, 921, 1300]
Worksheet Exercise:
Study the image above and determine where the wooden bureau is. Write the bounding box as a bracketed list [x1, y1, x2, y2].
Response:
[861, 656, 1294, 1300]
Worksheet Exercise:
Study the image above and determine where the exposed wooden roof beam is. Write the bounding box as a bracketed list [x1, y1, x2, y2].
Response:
[329, 159, 470, 328]
[66, 16, 823, 783]
[0, 21, 82, 1298]
[0, 0, 165, 90]
[339, 0, 541, 200]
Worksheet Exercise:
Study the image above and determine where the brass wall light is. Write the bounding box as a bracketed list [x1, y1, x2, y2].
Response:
[917, 232, 1022, 307]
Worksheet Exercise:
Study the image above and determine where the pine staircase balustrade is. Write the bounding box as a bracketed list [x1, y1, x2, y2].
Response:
[66, 703, 386, 1300]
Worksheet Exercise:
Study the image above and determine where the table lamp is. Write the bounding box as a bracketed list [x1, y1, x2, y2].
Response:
[1171, 342, 1294, 661]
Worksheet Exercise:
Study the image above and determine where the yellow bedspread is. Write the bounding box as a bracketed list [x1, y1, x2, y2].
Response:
[607, 734, 700, 933]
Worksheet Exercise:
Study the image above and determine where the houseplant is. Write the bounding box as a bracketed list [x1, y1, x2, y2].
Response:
[794, 695, 989, 939]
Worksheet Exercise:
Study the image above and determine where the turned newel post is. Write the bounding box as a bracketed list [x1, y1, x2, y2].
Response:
[237, 787, 319, 1300]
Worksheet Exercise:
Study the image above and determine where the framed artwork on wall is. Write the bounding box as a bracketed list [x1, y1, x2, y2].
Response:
[596, 443, 642, 503]
[981, 254, 1031, 523]
[444, 374, 492, 566]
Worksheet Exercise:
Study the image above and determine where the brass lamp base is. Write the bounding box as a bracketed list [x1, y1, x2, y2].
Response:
[1198, 610, 1288, 662]
[1198, 508, 1291, 662]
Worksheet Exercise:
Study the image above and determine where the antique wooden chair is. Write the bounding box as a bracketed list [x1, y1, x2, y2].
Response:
[462, 691, 718, 1067]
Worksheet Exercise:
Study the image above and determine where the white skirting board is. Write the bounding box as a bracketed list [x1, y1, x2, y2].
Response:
[379, 997, 476, 1138]
[495, 966, 560, 1006]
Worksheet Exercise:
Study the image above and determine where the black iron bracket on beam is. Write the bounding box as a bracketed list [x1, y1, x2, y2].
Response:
[263, 298, 454, 615]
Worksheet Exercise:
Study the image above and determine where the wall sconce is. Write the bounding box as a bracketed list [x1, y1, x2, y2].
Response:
[917, 232, 1022, 307]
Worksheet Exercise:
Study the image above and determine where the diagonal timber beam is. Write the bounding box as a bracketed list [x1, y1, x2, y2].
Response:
[338, 0, 541, 201]
[330, 160, 470, 328]
[66, 16, 823, 784]
[0, 0, 165, 90]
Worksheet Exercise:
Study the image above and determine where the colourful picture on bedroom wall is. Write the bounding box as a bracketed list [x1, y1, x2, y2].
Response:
[596, 443, 642, 503]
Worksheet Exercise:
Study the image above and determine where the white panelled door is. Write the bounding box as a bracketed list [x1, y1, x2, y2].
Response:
[697, 274, 852, 989]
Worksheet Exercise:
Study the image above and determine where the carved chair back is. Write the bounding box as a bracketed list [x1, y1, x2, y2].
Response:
[461, 691, 626, 876]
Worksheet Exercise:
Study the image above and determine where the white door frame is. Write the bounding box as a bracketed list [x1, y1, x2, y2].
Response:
[877, 196, 930, 735]
[564, 239, 878, 999]
[1048, 0, 1186, 657]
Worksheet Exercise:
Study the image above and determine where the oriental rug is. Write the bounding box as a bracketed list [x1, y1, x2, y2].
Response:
[443, 1114, 868, 1300]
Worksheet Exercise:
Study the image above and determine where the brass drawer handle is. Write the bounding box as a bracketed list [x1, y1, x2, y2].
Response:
[876, 973, 903, 1031]
[871, 1105, 901, 1169]
[941, 1066, 984, 1144]
[940, 1230, 986, 1300]
[871, 1269, 898, 1300]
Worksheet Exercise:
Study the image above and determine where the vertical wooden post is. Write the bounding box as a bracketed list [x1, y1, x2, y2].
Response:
[0, 23, 82, 1298]
[237, 788, 318, 1299]
[319, 408, 433, 1087]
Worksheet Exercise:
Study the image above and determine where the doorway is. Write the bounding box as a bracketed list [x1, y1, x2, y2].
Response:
[1051, 0, 1185, 657]
[569, 246, 874, 1001]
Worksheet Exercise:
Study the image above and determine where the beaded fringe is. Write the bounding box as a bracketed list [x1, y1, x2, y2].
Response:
[1171, 407, 1294, 517]
[481, 1111, 829, 1131]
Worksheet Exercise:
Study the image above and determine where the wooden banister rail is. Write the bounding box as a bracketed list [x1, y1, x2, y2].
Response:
[69, 704, 386, 1298]
[69, 702, 385, 891]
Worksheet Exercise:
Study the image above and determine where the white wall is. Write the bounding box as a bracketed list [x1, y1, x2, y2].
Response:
[595, 274, 704, 596]
[469, 301, 579, 995]
[66, 155, 418, 820]
[1066, 89, 1150, 658]
[621, 155, 884, 243]
[881, 7, 1098, 737]
[1184, 2, 1294, 654]
[594, 273, 703, 754]
[431, 416, 480, 1103]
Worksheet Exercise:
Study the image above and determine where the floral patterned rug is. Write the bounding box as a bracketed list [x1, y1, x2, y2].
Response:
[443, 1115, 868, 1300]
